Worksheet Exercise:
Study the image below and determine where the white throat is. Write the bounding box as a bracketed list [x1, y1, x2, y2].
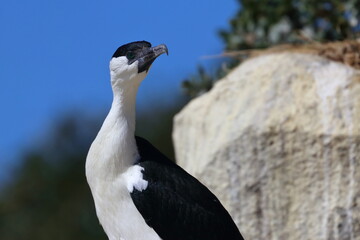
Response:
[86, 73, 144, 181]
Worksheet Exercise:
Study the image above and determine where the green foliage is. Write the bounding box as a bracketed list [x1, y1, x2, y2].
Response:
[0, 116, 106, 240]
[183, 0, 360, 98]
[221, 0, 360, 51]
[182, 63, 237, 98]
[182, 66, 217, 98]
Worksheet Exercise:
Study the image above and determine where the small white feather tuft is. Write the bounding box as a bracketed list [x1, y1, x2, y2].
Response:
[123, 165, 148, 193]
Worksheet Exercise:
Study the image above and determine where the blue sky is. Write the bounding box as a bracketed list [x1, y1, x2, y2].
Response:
[0, 0, 238, 178]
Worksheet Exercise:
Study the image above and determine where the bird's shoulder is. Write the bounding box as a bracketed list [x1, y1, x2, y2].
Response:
[134, 136, 218, 203]
[134, 136, 176, 165]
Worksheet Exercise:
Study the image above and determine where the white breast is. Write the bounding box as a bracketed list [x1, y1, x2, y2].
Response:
[90, 166, 161, 240]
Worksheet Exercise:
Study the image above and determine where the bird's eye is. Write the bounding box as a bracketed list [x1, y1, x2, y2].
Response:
[126, 51, 136, 60]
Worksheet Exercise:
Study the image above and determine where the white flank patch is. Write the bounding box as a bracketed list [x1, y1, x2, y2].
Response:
[123, 165, 148, 193]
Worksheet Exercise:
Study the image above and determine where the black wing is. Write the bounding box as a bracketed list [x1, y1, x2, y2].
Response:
[130, 136, 244, 240]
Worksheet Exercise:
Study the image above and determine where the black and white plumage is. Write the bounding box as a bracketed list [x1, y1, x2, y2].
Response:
[86, 41, 244, 240]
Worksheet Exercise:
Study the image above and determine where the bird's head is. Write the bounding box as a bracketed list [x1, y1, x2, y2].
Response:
[110, 41, 168, 88]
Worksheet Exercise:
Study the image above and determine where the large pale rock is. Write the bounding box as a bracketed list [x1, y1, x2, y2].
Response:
[173, 53, 360, 240]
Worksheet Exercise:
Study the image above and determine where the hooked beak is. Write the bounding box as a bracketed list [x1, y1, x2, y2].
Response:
[137, 44, 168, 73]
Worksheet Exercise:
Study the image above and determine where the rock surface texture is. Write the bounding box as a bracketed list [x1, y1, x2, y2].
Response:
[173, 53, 360, 240]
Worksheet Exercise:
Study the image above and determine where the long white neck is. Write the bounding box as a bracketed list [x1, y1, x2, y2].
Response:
[111, 82, 139, 135]
[86, 77, 141, 181]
